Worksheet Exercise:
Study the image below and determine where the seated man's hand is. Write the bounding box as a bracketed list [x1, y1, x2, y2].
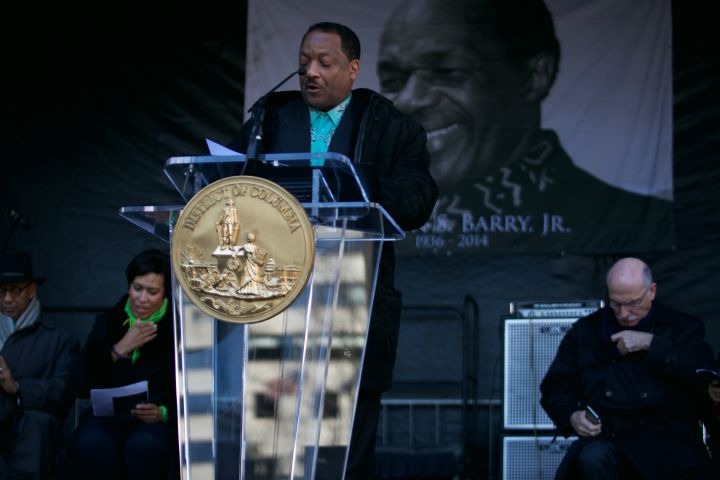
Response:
[610, 330, 653, 355]
[131, 402, 164, 423]
[570, 410, 602, 437]
[0, 355, 19, 395]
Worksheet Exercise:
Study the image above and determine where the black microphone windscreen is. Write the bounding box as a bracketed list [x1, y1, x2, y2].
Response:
[297, 67, 307, 76]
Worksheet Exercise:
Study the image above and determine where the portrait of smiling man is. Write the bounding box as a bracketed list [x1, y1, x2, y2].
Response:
[377, 0, 673, 254]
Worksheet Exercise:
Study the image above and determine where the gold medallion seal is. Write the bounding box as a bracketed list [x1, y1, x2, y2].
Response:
[172, 176, 315, 323]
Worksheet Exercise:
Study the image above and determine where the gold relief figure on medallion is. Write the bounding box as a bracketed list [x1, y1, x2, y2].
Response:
[234, 232, 264, 296]
[172, 176, 314, 324]
[180, 232, 299, 301]
[215, 198, 240, 253]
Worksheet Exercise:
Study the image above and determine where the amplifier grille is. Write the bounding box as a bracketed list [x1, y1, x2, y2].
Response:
[502, 435, 577, 480]
[503, 318, 576, 430]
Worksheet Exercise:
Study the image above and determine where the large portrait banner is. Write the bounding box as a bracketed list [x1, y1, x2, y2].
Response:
[245, 0, 673, 255]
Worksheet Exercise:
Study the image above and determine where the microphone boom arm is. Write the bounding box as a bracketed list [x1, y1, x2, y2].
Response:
[243, 67, 306, 174]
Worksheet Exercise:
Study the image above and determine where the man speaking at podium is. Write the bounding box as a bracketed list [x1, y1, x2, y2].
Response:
[229, 22, 438, 480]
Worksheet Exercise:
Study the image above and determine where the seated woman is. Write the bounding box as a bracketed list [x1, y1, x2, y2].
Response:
[71, 249, 177, 480]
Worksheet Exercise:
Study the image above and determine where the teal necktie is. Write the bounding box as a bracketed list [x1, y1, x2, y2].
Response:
[310, 112, 335, 153]
[309, 95, 351, 153]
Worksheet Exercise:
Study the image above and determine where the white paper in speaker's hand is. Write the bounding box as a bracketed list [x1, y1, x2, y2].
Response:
[90, 380, 149, 417]
[206, 138, 241, 156]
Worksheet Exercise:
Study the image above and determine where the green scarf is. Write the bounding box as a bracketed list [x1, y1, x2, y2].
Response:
[123, 297, 168, 364]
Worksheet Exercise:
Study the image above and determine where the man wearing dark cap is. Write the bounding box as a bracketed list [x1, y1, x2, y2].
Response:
[0, 252, 79, 480]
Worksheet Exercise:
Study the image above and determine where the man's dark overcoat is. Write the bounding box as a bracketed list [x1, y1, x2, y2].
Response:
[230, 88, 438, 391]
[540, 301, 716, 479]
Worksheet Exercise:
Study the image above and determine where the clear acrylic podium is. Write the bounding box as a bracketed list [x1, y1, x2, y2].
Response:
[120, 152, 403, 480]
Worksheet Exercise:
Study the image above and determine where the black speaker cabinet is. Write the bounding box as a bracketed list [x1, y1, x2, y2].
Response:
[503, 318, 577, 430]
[502, 435, 577, 480]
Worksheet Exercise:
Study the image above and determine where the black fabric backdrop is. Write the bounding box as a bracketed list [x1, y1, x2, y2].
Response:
[1, 0, 718, 475]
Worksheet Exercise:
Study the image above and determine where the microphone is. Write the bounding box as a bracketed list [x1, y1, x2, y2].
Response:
[9, 210, 30, 230]
[244, 67, 307, 173]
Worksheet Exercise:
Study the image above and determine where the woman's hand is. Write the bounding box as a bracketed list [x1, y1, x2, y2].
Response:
[131, 402, 164, 423]
[112, 322, 158, 360]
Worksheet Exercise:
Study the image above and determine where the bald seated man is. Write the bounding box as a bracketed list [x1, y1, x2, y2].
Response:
[540, 258, 717, 480]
